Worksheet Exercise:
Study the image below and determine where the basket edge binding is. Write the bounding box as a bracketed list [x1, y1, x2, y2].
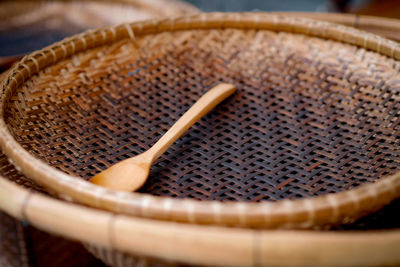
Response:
[1, 12, 400, 228]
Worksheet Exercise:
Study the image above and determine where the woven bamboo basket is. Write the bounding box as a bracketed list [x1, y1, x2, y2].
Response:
[1, 171, 400, 266]
[0, 212, 29, 267]
[0, 0, 198, 30]
[2, 12, 400, 266]
[1, 13, 400, 229]
[0, 0, 199, 70]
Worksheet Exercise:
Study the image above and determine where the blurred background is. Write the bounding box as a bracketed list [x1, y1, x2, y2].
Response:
[185, 0, 362, 13]
[184, 0, 400, 16]
[1, 0, 400, 63]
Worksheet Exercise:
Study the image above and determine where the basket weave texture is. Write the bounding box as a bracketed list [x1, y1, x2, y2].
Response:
[1, 13, 400, 228]
[0, 212, 26, 267]
[6, 27, 400, 200]
[2, 149, 400, 266]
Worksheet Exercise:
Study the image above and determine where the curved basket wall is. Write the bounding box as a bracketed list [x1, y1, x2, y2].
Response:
[1, 13, 400, 228]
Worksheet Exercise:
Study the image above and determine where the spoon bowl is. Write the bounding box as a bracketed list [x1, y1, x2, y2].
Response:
[90, 153, 152, 191]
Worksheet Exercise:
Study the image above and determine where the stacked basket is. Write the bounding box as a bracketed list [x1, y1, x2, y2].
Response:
[0, 0, 199, 70]
[1, 11, 400, 266]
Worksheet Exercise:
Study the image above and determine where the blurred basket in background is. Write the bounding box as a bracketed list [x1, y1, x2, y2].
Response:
[0, 0, 199, 71]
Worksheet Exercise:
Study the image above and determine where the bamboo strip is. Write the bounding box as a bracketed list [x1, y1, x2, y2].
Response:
[272, 12, 400, 42]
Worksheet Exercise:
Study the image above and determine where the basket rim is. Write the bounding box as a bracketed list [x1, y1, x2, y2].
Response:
[1, 12, 400, 228]
[1, 175, 400, 266]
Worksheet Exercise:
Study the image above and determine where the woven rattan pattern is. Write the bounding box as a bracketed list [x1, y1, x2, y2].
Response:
[5, 29, 400, 202]
[0, 212, 25, 267]
[0, 154, 44, 192]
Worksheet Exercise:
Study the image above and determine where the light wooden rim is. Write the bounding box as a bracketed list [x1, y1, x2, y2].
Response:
[274, 13, 400, 32]
[272, 12, 400, 42]
[1, 176, 400, 267]
[1, 13, 400, 228]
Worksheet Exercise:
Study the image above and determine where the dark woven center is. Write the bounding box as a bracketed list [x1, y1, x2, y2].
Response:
[5, 29, 400, 201]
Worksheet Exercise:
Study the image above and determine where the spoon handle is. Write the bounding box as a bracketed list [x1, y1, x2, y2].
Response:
[146, 83, 236, 162]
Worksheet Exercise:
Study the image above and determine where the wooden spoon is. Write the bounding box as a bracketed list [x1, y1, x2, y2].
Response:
[90, 83, 236, 191]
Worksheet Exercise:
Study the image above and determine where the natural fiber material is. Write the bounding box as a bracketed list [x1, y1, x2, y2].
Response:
[0, 0, 198, 69]
[6, 28, 400, 201]
[0, 152, 44, 193]
[1, 134, 400, 266]
[1, 144, 400, 230]
[0, 212, 27, 267]
[1, 13, 400, 228]
[2, 148, 400, 267]
[0, 0, 199, 31]
[274, 12, 400, 42]
[85, 244, 176, 267]
[2, 175, 400, 267]
[2, 13, 400, 267]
